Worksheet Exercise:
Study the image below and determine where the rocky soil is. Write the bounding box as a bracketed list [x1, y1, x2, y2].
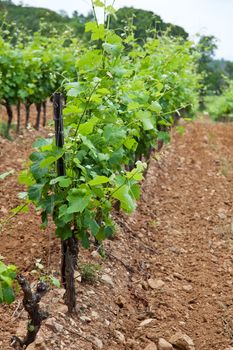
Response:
[1, 117, 233, 350]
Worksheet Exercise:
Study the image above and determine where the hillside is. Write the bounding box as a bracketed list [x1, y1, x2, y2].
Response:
[0, 1, 188, 41]
[0, 0, 90, 36]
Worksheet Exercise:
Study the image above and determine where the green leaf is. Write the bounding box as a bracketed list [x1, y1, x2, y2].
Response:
[85, 22, 105, 40]
[40, 156, 57, 168]
[33, 138, 53, 149]
[130, 184, 140, 200]
[149, 101, 162, 113]
[157, 131, 171, 144]
[28, 184, 44, 202]
[95, 227, 106, 242]
[58, 178, 71, 188]
[126, 161, 146, 181]
[88, 176, 109, 186]
[93, 0, 105, 7]
[78, 231, 90, 249]
[105, 5, 116, 15]
[58, 204, 73, 224]
[103, 124, 126, 145]
[1, 285, 15, 304]
[0, 263, 6, 275]
[19, 170, 35, 186]
[103, 226, 113, 238]
[28, 324, 35, 332]
[124, 137, 137, 151]
[40, 148, 64, 169]
[127, 170, 143, 181]
[77, 50, 102, 71]
[127, 102, 140, 111]
[79, 117, 99, 136]
[136, 111, 154, 130]
[67, 189, 92, 214]
[0, 275, 12, 286]
[50, 176, 72, 188]
[112, 185, 136, 213]
[89, 219, 100, 236]
[66, 82, 85, 97]
[95, 226, 113, 242]
[56, 225, 73, 240]
[49, 275, 60, 288]
[97, 88, 110, 95]
[102, 43, 122, 57]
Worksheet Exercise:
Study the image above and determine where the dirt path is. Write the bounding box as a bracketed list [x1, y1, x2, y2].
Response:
[1, 118, 233, 350]
[129, 118, 233, 349]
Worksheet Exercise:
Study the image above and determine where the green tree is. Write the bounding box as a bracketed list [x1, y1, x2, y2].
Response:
[109, 7, 188, 44]
[197, 35, 233, 96]
[0, 0, 92, 38]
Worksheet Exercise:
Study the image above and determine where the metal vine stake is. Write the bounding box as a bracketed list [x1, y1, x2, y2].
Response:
[53, 93, 78, 314]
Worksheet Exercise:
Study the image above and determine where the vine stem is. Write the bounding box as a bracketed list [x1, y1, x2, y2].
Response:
[74, 80, 101, 137]
[91, 0, 99, 27]
[109, 166, 144, 199]
[160, 103, 190, 117]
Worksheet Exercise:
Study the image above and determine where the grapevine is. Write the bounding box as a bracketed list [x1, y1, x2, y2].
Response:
[16, 2, 200, 313]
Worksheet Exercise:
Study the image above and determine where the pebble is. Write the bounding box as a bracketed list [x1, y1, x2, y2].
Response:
[80, 316, 91, 323]
[144, 342, 158, 350]
[114, 330, 125, 344]
[148, 278, 165, 290]
[101, 274, 114, 286]
[74, 271, 82, 282]
[87, 290, 95, 295]
[158, 338, 173, 350]
[104, 319, 110, 326]
[91, 311, 99, 319]
[146, 329, 157, 342]
[45, 318, 63, 333]
[92, 337, 103, 349]
[35, 336, 44, 345]
[183, 284, 193, 292]
[116, 295, 127, 308]
[170, 332, 195, 350]
[218, 209, 227, 219]
[91, 250, 101, 259]
[55, 288, 66, 299]
[126, 339, 138, 348]
[57, 304, 68, 314]
[173, 272, 183, 280]
[139, 318, 154, 327]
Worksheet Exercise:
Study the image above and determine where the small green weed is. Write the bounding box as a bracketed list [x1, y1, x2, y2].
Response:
[79, 263, 101, 283]
[30, 259, 60, 288]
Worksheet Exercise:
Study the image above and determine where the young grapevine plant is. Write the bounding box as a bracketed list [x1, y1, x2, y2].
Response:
[18, 1, 200, 312]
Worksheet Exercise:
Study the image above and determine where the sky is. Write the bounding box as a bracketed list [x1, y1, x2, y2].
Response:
[14, 0, 233, 61]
